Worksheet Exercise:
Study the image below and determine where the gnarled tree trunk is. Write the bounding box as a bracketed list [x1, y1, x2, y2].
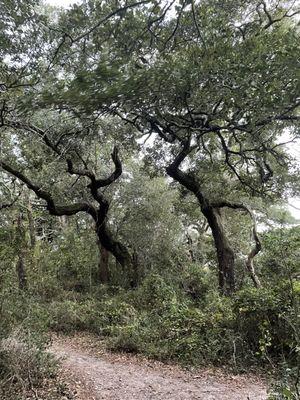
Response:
[98, 242, 110, 284]
[16, 256, 27, 290]
[94, 198, 135, 286]
[166, 140, 261, 294]
[201, 206, 235, 294]
[166, 141, 236, 294]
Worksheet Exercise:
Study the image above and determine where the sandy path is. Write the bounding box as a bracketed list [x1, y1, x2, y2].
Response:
[50, 336, 268, 400]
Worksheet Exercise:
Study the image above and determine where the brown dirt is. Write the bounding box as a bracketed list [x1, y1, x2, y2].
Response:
[50, 334, 268, 400]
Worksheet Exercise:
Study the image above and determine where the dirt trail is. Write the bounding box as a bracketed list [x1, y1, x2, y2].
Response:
[50, 335, 268, 400]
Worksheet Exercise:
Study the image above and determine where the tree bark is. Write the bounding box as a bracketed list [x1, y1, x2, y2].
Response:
[98, 242, 110, 284]
[245, 225, 261, 288]
[26, 198, 36, 249]
[16, 256, 27, 290]
[95, 217, 135, 286]
[201, 206, 235, 294]
[211, 201, 262, 288]
[15, 213, 27, 290]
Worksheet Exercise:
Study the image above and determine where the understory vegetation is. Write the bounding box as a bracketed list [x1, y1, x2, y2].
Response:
[1, 220, 299, 398]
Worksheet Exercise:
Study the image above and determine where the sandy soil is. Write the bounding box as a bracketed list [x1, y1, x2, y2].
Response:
[50, 335, 268, 400]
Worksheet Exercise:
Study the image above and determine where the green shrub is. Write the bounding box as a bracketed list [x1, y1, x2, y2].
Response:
[49, 298, 136, 335]
[0, 291, 50, 343]
[233, 287, 280, 352]
[45, 273, 299, 370]
[268, 364, 300, 399]
[232, 286, 299, 364]
[0, 329, 57, 398]
[110, 289, 238, 365]
[133, 273, 177, 311]
[180, 264, 216, 304]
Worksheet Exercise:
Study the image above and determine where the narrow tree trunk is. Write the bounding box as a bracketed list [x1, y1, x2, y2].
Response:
[98, 241, 110, 284]
[15, 213, 27, 290]
[202, 206, 235, 294]
[59, 215, 68, 231]
[131, 250, 139, 288]
[186, 235, 196, 262]
[245, 227, 261, 288]
[27, 198, 36, 249]
[16, 255, 27, 290]
[246, 256, 261, 288]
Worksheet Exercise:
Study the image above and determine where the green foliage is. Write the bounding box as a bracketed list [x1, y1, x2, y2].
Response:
[49, 297, 137, 336]
[133, 274, 177, 311]
[261, 226, 300, 281]
[234, 287, 280, 351]
[181, 264, 217, 304]
[115, 169, 185, 272]
[0, 289, 56, 398]
[0, 286, 50, 341]
[268, 364, 300, 399]
[0, 329, 57, 396]
[41, 265, 299, 370]
[111, 295, 236, 365]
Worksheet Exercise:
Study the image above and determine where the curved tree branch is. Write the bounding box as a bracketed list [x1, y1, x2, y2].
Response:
[191, 0, 206, 49]
[92, 146, 122, 189]
[67, 158, 96, 181]
[4, 119, 123, 201]
[166, 140, 207, 207]
[0, 160, 96, 218]
[2, 120, 134, 279]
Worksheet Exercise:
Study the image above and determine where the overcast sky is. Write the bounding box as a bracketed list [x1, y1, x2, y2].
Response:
[45, 0, 79, 6]
[44, 0, 300, 221]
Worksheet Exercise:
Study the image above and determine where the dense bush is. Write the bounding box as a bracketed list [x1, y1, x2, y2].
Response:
[110, 298, 237, 365]
[37, 267, 299, 371]
[180, 264, 216, 305]
[234, 288, 283, 357]
[268, 364, 300, 400]
[49, 297, 137, 336]
[0, 266, 58, 399]
[0, 329, 57, 399]
[1, 218, 299, 397]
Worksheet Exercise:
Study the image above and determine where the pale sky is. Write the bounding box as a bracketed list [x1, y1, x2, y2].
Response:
[45, 0, 79, 6]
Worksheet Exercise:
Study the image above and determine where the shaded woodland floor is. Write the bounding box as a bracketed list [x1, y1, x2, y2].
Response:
[50, 334, 268, 400]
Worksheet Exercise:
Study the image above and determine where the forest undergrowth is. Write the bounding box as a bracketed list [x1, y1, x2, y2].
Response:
[0, 226, 299, 399]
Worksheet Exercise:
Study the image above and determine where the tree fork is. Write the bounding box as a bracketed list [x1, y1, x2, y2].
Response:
[166, 140, 261, 294]
[166, 146, 236, 294]
[211, 201, 262, 288]
[0, 145, 135, 286]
